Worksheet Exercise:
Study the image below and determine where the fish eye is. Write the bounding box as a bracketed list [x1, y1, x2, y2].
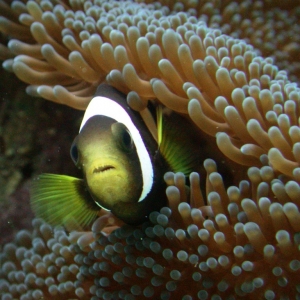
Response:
[121, 129, 133, 149]
[70, 142, 79, 165]
[111, 122, 134, 152]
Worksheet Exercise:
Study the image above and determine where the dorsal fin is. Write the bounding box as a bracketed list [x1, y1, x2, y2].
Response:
[157, 106, 199, 175]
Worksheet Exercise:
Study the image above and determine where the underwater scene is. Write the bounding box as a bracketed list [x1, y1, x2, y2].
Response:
[0, 0, 300, 299]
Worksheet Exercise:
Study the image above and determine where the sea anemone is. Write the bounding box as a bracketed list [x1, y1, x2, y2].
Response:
[0, 218, 91, 299]
[0, 0, 300, 299]
[0, 0, 299, 173]
[1, 166, 300, 299]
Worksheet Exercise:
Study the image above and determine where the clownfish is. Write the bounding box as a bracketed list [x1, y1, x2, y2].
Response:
[31, 84, 199, 227]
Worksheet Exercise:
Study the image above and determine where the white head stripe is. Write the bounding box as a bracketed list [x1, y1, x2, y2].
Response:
[80, 96, 154, 202]
[95, 201, 110, 211]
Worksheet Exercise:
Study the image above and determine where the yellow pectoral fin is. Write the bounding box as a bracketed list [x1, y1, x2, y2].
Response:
[157, 106, 200, 175]
[157, 105, 163, 147]
[30, 173, 99, 230]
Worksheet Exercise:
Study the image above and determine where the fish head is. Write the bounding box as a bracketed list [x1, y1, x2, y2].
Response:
[70, 115, 143, 210]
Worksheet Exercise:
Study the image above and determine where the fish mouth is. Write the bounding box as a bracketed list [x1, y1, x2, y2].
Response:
[93, 165, 115, 173]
